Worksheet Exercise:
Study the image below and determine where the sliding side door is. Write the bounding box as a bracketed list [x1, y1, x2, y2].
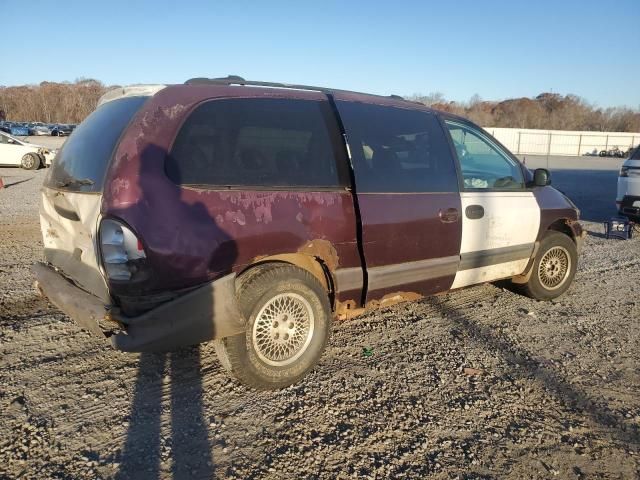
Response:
[334, 97, 461, 304]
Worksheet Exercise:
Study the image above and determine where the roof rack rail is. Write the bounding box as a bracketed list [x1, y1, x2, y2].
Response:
[184, 75, 408, 102]
[186, 75, 247, 85]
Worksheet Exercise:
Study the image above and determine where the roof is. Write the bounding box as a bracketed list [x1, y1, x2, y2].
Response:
[97, 76, 439, 114]
[185, 75, 404, 98]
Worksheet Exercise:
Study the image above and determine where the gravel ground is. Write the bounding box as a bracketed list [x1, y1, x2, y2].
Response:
[16, 136, 67, 150]
[0, 159, 638, 479]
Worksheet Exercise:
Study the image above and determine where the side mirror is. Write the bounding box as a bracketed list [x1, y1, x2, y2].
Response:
[533, 168, 551, 187]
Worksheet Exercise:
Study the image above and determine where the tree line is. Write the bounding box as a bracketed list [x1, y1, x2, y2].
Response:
[0, 79, 109, 124]
[1, 80, 639, 132]
[409, 92, 640, 132]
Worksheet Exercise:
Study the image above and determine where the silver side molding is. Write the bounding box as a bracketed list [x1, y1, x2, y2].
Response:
[459, 243, 534, 271]
[367, 255, 460, 291]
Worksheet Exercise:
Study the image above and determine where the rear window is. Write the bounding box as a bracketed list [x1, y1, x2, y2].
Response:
[166, 98, 348, 188]
[45, 96, 147, 192]
[632, 146, 640, 160]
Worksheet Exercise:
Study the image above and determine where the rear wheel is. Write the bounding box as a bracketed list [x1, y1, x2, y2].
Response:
[519, 232, 577, 300]
[21, 153, 40, 170]
[215, 264, 331, 389]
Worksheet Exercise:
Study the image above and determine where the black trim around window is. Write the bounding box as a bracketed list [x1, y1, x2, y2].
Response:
[165, 97, 350, 190]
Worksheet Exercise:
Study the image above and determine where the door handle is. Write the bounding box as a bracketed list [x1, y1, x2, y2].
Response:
[465, 204, 485, 219]
[439, 207, 459, 223]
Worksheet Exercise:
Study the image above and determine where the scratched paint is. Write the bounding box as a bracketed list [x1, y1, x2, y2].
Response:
[99, 85, 361, 295]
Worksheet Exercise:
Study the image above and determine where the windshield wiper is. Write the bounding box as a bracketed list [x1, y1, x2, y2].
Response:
[56, 178, 95, 188]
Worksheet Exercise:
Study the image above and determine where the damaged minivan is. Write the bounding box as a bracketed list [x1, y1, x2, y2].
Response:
[35, 77, 585, 389]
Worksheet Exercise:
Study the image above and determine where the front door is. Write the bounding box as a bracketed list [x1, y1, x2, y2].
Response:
[334, 97, 462, 304]
[443, 120, 539, 289]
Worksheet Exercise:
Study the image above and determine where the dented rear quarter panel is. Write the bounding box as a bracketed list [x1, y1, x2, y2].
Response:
[101, 85, 360, 295]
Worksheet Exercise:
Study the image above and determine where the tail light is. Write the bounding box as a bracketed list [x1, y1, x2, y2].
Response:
[619, 166, 629, 177]
[99, 218, 147, 281]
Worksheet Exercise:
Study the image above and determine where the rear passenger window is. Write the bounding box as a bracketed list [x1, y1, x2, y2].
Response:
[167, 98, 347, 188]
[335, 101, 458, 193]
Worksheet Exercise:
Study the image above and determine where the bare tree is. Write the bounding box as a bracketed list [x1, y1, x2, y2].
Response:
[0, 80, 107, 123]
[408, 92, 446, 107]
[1, 80, 638, 132]
[407, 91, 640, 131]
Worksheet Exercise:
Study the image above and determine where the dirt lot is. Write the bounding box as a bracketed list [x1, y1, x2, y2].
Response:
[0, 157, 638, 479]
[14, 136, 67, 151]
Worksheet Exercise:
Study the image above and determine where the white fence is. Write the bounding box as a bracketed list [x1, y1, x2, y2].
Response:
[483, 127, 640, 156]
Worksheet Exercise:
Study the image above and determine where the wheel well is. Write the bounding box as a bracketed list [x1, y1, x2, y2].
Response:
[547, 219, 576, 243]
[236, 255, 336, 309]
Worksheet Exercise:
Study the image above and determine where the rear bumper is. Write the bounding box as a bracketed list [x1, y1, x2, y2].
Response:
[33, 262, 245, 352]
[618, 195, 640, 222]
[33, 262, 109, 336]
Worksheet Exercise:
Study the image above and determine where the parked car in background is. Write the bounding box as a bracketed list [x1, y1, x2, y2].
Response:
[0, 122, 30, 137]
[617, 146, 640, 221]
[51, 124, 73, 136]
[599, 146, 628, 158]
[28, 124, 52, 136]
[34, 77, 585, 389]
[0, 130, 56, 169]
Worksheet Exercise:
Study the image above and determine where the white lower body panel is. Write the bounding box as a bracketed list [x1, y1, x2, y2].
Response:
[451, 258, 529, 289]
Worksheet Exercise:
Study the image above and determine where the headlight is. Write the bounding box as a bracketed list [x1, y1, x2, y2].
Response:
[620, 166, 629, 177]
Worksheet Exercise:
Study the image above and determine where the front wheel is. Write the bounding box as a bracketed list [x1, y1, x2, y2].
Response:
[215, 264, 332, 389]
[519, 232, 577, 300]
[21, 153, 40, 170]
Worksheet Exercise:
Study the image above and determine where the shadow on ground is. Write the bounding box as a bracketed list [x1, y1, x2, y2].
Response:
[2, 178, 33, 189]
[427, 295, 639, 447]
[116, 347, 214, 479]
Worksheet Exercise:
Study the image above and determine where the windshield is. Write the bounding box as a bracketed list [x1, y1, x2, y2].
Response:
[631, 146, 640, 160]
[0, 132, 24, 145]
[45, 96, 148, 193]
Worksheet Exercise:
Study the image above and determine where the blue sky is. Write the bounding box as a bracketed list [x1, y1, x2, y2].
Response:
[5, 0, 639, 107]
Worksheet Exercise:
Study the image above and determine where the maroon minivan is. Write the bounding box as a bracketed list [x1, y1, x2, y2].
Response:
[35, 77, 584, 389]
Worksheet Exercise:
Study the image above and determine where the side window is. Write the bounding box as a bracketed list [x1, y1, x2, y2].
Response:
[445, 121, 524, 190]
[0, 135, 17, 145]
[335, 101, 458, 193]
[167, 98, 347, 188]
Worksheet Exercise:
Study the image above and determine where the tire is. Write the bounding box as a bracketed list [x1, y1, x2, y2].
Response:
[215, 264, 332, 389]
[21, 153, 40, 170]
[519, 232, 577, 301]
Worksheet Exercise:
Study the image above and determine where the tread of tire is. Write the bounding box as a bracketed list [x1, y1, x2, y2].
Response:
[219, 263, 330, 390]
[520, 231, 577, 300]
